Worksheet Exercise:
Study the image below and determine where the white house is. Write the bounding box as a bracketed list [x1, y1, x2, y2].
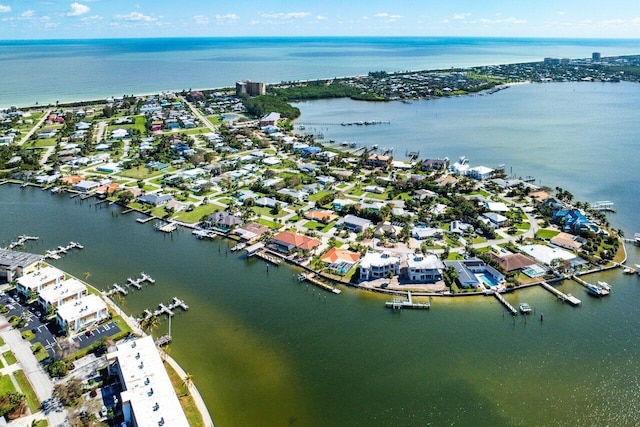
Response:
[16, 266, 64, 298]
[359, 251, 400, 281]
[467, 166, 494, 180]
[406, 254, 445, 283]
[37, 278, 87, 312]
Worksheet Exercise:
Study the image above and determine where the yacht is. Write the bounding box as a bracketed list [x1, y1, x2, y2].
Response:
[519, 303, 532, 314]
[586, 283, 602, 296]
[597, 281, 611, 291]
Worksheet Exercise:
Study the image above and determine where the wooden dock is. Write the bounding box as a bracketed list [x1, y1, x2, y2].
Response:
[126, 272, 155, 290]
[43, 241, 83, 259]
[7, 234, 39, 250]
[493, 292, 517, 315]
[151, 297, 189, 317]
[104, 283, 128, 297]
[385, 292, 430, 310]
[572, 275, 610, 296]
[300, 273, 341, 294]
[155, 221, 177, 233]
[155, 335, 172, 347]
[540, 282, 582, 306]
[136, 216, 154, 224]
[252, 250, 282, 265]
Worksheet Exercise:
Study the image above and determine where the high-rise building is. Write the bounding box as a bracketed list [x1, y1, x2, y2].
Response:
[236, 80, 266, 97]
[592, 52, 601, 61]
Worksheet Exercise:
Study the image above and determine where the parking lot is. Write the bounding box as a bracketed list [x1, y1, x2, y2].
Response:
[0, 290, 121, 360]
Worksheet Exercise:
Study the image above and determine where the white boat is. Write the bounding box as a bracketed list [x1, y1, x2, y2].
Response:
[623, 267, 634, 274]
[597, 281, 611, 291]
[50, 186, 61, 193]
[586, 283, 603, 296]
[519, 303, 532, 314]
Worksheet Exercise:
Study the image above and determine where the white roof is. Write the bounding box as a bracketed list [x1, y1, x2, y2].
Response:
[113, 336, 190, 427]
[517, 244, 576, 265]
[16, 266, 64, 291]
[56, 294, 107, 323]
[38, 278, 86, 305]
[406, 254, 445, 270]
[360, 251, 400, 269]
[486, 201, 509, 212]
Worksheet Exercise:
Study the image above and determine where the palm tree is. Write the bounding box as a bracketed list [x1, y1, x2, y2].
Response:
[140, 314, 160, 335]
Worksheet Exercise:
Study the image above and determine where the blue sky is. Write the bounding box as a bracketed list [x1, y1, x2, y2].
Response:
[1, 0, 640, 39]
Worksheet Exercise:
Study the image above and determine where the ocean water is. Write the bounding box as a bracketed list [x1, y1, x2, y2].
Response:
[2, 36, 640, 108]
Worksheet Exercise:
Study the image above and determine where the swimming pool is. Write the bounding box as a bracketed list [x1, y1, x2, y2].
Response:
[476, 273, 500, 287]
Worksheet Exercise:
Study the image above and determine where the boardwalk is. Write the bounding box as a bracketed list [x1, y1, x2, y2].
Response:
[493, 292, 517, 315]
[540, 282, 582, 306]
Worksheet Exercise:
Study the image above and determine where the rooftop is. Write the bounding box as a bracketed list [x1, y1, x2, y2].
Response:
[0, 249, 42, 270]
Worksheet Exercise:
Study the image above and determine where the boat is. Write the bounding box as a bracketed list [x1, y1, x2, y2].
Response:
[297, 273, 306, 282]
[623, 267, 634, 274]
[597, 281, 611, 291]
[50, 186, 61, 193]
[519, 303, 532, 314]
[586, 283, 603, 296]
[372, 144, 378, 150]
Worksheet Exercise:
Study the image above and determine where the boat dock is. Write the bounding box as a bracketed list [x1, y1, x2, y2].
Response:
[155, 335, 172, 347]
[104, 283, 128, 297]
[230, 242, 247, 252]
[300, 273, 341, 294]
[136, 216, 154, 224]
[385, 292, 430, 310]
[7, 235, 39, 250]
[155, 221, 177, 233]
[44, 241, 83, 259]
[573, 275, 610, 296]
[126, 272, 155, 290]
[589, 201, 616, 212]
[251, 250, 282, 265]
[493, 292, 517, 315]
[540, 281, 582, 306]
[151, 297, 189, 317]
[192, 229, 223, 239]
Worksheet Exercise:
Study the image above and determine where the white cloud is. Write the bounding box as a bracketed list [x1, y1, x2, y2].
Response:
[374, 13, 389, 18]
[453, 13, 471, 20]
[316, 15, 327, 21]
[503, 17, 526, 24]
[557, 11, 565, 16]
[215, 13, 239, 24]
[0, 4, 10, 13]
[80, 14, 102, 23]
[193, 15, 209, 25]
[632, 17, 640, 24]
[260, 12, 311, 20]
[115, 11, 156, 22]
[21, 10, 35, 18]
[67, 2, 90, 17]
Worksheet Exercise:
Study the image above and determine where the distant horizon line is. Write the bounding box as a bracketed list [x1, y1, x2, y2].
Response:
[2, 35, 640, 43]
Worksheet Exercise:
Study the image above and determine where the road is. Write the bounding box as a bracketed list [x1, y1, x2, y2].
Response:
[180, 96, 216, 132]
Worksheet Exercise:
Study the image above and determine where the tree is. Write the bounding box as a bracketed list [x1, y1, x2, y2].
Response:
[117, 190, 134, 205]
[0, 392, 27, 420]
[53, 377, 83, 407]
[140, 314, 160, 335]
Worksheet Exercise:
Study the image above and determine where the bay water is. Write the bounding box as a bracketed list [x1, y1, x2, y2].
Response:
[1, 81, 640, 425]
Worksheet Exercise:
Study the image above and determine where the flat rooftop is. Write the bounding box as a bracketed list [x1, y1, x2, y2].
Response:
[16, 266, 64, 290]
[38, 278, 86, 305]
[56, 294, 107, 323]
[0, 248, 42, 270]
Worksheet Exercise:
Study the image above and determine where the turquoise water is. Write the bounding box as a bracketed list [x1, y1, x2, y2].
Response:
[2, 37, 640, 108]
[1, 82, 640, 426]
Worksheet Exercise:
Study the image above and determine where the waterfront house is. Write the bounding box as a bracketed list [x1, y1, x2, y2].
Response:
[553, 209, 591, 233]
[365, 154, 391, 169]
[421, 158, 448, 171]
[37, 278, 87, 312]
[139, 193, 173, 206]
[321, 247, 361, 275]
[489, 250, 537, 273]
[56, 294, 108, 334]
[16, 266, 64, 298]
[444, 258, 505, 289]
[206, 211, 242, 230]
[550, 232, 586, 251]
[73, 180, 101, 193]
[338, 214, 373, 233]
[270, 231, 321, 254]
[234, 222, 270, 242]
[107, 336, 190, 427]
[359, 251, 400, 281]
[467, 166, 494, 180]
[406, 254, 444, 283]
[0, 249, 42, 283]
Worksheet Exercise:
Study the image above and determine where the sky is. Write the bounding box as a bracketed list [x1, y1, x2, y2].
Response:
[1, 0, 640, 40]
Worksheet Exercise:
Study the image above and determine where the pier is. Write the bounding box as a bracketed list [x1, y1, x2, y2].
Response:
[573, 275, 610, 296]
[104, 283, 128, 297]
[155, 221, 177, 233]
[6, 234, 39, 250]
[251, 250, 282, 265]
[151, 297, 189, 318]
[44, 241, 83, 259]
[126, 273, 155, 290]
[155, 335, 172, 347]
[589, 201, 616, 212]
[136, 216, 154, 224]
[230, 242, 246, 252]
[385, 292, 430, 310]
[540, 281, 582, 306]
[493, 292, 517, 315]
[300, 273, 342, 294]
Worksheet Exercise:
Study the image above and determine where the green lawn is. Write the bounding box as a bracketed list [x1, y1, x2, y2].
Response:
[0, 375, 16, 395]
[205, 115, 222, 126]
[14, 370, 40, 413]
[535, 229, 560, 239]
[0, 336, 4, 346]
[31, 343, 49, 362]
[516, 222, 531, 231]
[258, 219, 282, 230]
[118, 166, 163, 180]
[308, 190, 332, 202]
[174, 204, 219, 223]
[303, 220, 325, 231]
[252, 206, 287, 219]
[321, 222, 336, 233]
[3, 350, 17, 365]
[164, 362, 205, 427]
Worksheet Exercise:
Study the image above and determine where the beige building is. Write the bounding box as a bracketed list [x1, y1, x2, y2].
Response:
[56, 294, 108, 334]
[0, 249, 42, 283]
[15, 266, 64, 298]
[236, 80, 266, 97]
[37, 278, 87, 312]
